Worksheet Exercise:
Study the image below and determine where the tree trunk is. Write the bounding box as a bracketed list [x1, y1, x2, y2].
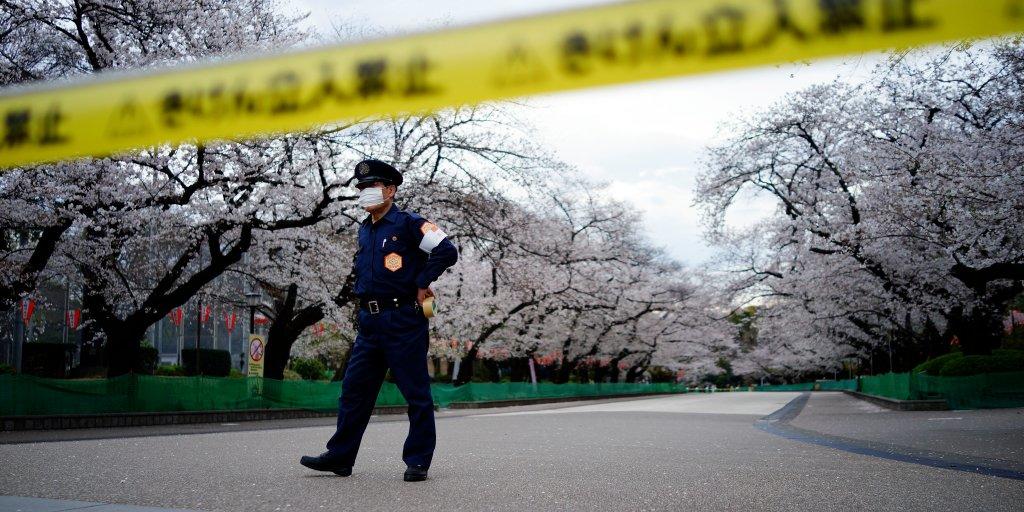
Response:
[575, 365, 590, 383]
[263, 284, 326, 380]
[453, 347, 478, 386]
[104, 322, 148, 377]
[625, 366, 644, 383]
[552, 361, 573, 384]
[482, 359, 500, 382]
[263, 321, 297, 380]
[508, 357, 529, 382]
[948, 304, 1004, 356]
[608, 364, 621, 383]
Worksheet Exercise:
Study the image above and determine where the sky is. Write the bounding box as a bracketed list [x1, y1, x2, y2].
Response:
[289, 0, 889, 265]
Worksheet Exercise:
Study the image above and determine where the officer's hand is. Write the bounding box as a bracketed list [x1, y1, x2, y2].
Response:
[417, 287, 435, 304]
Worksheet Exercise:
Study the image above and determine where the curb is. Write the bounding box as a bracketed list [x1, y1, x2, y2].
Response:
[1, 391, 686, 431]
[757, 393, 1024, 481]
[842, 390, 949, 411]
[0, 405, 414, 431]
[446, 391, 682, 409]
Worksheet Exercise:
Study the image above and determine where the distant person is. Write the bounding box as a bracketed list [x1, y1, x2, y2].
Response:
[300, 159, 458, 482]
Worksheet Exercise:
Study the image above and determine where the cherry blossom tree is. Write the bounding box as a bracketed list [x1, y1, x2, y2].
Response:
[0, 0, 333, 375]
[697, 40, 1024, 377]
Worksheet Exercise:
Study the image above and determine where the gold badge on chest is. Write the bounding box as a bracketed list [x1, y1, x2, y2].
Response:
[384, 252, 403, 271]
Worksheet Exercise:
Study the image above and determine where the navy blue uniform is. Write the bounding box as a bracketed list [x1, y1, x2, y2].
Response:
[325, 203, 458, 470]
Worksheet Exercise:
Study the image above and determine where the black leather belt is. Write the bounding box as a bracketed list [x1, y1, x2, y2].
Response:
[359, 296, 418, 314]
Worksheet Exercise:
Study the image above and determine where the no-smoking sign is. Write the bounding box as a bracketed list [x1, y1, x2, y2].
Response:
[249, 337, 264, 362]
[247, 334, 266, 378]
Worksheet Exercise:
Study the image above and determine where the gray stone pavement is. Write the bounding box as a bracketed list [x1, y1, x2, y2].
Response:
[0, 392, 1022, 511]
[0, 495, 201, 511]
[792, 392, 1024, 468]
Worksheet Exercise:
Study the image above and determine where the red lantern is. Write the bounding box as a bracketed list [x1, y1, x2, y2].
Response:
[313, 323, 325, 336]
[20, 298, 35, 324]
[168, 307, 184, 326]
[254, 314, 269, 326]
[66, 309, 81, 330]
[200, 305, 212, 324]
[950, 335, 960, 347]
[224, 311, 238, 333]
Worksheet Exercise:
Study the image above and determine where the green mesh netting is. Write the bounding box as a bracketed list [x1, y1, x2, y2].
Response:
[817, 379, 858, 391]
[754, 382, 816, 392]
[858, 372, 913, 400]
[0, 375, 689, 416]
[908, 371, 1024, 409]
[755, 372, 1024, 409]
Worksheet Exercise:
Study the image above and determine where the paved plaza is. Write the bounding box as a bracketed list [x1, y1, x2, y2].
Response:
[2, 392, 1022, 511]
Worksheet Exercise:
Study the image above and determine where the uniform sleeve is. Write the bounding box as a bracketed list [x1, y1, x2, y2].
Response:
[410, 216, 458, 289]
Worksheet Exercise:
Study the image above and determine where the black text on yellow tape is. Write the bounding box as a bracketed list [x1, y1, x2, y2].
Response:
[1, 0, 1022, 168]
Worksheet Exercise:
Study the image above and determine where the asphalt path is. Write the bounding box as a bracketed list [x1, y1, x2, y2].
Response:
[1, 392, 1022, 511]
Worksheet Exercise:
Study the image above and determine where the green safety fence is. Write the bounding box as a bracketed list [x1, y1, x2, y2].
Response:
[858, 372, 913, 400]
[0, 374, 690, 417]
[753, 380, 857, 392]
[754, 382, 816, 392]
[907, 372, 1024, 409]
[755, 372, 1024, 409]
[818, 379, 858, 391]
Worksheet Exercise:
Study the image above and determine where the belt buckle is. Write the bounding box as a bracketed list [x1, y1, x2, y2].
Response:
[368, 300, 380, 314]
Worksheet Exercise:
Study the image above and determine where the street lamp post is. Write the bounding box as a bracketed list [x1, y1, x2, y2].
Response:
[246, 291, 261, 335]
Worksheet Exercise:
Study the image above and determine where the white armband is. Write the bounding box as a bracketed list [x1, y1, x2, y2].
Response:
[418, 222, 447, 253]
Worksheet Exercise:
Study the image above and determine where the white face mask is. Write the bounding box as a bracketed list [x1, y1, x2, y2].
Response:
[358, 186, 386, 208]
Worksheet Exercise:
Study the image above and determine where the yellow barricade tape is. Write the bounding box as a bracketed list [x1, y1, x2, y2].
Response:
[1, 0, 1022, 168]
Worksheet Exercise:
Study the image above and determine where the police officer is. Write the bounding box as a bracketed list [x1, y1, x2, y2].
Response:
[300, 159, 458, 482]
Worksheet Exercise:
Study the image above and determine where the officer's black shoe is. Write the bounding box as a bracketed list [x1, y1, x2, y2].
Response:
[403, 464, 428, 482]
[300, 451, 352, 476]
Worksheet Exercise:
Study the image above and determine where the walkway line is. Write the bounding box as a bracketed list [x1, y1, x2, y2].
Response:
[754, 393, 1024, 481]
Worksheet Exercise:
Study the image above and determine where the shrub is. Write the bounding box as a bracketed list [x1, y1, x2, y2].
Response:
[155, 364, 186, 376]
[1005, 335, 1024, 351]
[180, 348, 232, 376]
[0, 363, 15, 375]
[938, 350, 1024, 376]
[647, 366, 676, 383]
[23, 342, 76, 378]
[290, 357, 327, 380]
[912, 351, 962, 375]
[98, 342, 159, 374]
[228, 368, 245, 378]
[135, 346, 159, 374]
[282, 368, 301, 380]
[68, 365, 107, 378]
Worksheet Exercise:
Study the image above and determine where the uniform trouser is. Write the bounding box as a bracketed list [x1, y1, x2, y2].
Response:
[325, 302, 435, 469]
